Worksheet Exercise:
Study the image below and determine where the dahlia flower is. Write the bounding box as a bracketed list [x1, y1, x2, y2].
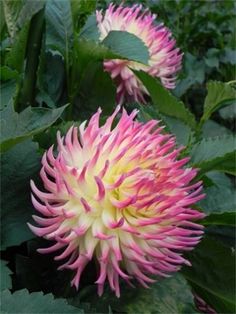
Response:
[28, 106, 205, 297]
[96, 3, 183, 103]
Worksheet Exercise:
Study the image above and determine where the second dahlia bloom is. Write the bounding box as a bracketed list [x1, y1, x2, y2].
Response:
[96, 3, 183, 103]
[28, 106, 205, 297]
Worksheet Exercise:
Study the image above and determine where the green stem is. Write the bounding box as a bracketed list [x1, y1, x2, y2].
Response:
[226, 80, 236, 85]
[19, 9, 44, 110]
[65, 47, 73, 120]
[65, 34, 74, 121]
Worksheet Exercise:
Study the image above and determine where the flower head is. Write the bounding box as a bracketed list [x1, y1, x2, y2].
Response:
[29, 106, 204, 297]
[96, 3, 183, 103]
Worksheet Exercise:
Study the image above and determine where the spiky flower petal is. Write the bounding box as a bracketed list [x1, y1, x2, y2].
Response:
[96, 3, 183, 103]
[194, 294, 217, 314]
[29, 106, 204, 297]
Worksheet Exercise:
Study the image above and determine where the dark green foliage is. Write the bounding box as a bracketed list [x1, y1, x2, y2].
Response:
[0, 103, 68, 152]
[45, 0, 73, 56]
[149, 0, 235, 119]
[136, 71, 196, 129]
[200, 81, 235, 126]
[182, 235, 236, 313]
[0, 260, 12, 291]
[1, 289, 83, 314]
[199, 172, 235, 215]
[1, 140, 40, 249]
[190, 135, 235, 176]
[77, 274, 199, 314]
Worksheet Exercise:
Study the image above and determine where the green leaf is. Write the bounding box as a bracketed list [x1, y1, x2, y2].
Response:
[80, 274, 198, 314]
[137, 104, 160, 122]
[0, 104, 68, 152]
[14, 238, 77, 298]
[0, 0, 6, 35]
[202, 213, 235, 226]
[0, 66, 19, 81]
[71, 0, 96, 30]
[45, 0, 73, 57]
[37, 51, 66, 106]
[199, 172, 236, 226]
[184, 53, 205, 85]
[190, 135, 236, 176]
[136, 71, 196, 129]
[182, 236, 235, 313]
[206, 226, 235, 248]
[79, 16, 149, 65]
[16, 0, 45, 28]
[76, 61, 116, 116]
[35, 120, 80, 149]
[3, 0, 40, 74]
[79, 14, 99, 41]
[138, 105, 192, 146]
[200, 81, 236, 125]
[159, 115, 192, 147]
[102, 31, 149, 65]
[0, 80, 17, 110]
[219, 102, 236, 120]
[74, 32, 149, 98]
[209, 153, 236, 176]
[123, 274, 198, 314]
[77, 31, 149, 66]
[36, 90, 56, 109]
[199, 172, 236, 215]
[202, 120, 232, 138]
[1, 289, 83, 314]
[221, 48, 236, 65]
[2, 0, 23, 38]
[204, 48, 220, 68]
[174, 53, 205, 98]
[0, 140, 40, 249]
[5, 22, 30, 72]
[0, 260, 12, 291]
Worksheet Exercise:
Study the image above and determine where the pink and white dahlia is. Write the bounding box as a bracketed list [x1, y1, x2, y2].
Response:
[29, 106, 205, 297]
[96, 3, 183, 103]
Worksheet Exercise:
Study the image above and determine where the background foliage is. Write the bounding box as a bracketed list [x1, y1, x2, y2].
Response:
[0, 0, 235, 313]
